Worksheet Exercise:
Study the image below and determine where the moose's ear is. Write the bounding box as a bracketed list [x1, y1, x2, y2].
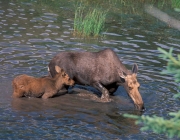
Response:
[55, 66, 62, 73]
[132, 63, 138, 74]
[19, 85, 24, 89]
[118, 71, 126, 79]
[119, 71, 127, 83]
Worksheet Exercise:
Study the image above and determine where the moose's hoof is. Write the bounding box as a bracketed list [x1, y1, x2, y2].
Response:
[101, 95, 112, 102]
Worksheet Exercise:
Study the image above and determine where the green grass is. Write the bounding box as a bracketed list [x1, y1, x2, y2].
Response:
[74, 5, 107, 37]
[172, 0, 180, 8]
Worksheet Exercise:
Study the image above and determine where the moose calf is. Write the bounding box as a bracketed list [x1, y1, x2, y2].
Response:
[12, 66, 75, 99]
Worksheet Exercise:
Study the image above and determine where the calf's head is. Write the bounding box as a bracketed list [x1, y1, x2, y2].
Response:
[55, 66, 75, 86]
[119, 64, 145, 112]
[12, 75, 28, 98]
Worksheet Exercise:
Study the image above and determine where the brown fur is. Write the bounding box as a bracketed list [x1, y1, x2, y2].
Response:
[120, 73, 143, 110]
[48, 49, 145, 111]
[12, 66, 75, 99]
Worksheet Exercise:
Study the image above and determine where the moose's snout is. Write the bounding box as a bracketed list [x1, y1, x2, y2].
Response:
[136, 103, 145, 112]
[70, 80, 75, 86]
[68, 78, 75, 86]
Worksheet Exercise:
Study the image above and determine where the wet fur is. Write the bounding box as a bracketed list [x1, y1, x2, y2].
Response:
[49, 49, 130, 90]
[48, 49, 144, 111]
[12, 66, 74, 99]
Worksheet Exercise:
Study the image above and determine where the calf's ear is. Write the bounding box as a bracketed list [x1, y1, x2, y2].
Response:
[132, 63, 138, 74]
[55, 66, 62, 73]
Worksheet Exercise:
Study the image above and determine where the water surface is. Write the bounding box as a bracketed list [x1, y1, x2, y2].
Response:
[0, 0, 180, 139]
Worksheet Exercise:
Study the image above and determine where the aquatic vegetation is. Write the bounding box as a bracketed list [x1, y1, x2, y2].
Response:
[17, 0, 178, 37]
[74, 5, 107, 37]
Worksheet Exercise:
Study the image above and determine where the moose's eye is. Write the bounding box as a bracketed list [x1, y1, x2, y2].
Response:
[19, 85, 24, 89]
[62, 73, 66, 77]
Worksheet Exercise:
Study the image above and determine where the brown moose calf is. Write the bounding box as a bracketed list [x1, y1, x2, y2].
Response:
[12, 66, 74, 99]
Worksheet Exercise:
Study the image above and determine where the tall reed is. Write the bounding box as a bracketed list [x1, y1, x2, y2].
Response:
[74, 6, 106, 37]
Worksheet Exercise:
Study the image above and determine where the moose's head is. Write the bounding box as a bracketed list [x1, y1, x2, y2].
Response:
[119, 64, 145, 112]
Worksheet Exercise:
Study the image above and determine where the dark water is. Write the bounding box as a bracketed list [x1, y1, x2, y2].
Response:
[0, 0, 180, 139]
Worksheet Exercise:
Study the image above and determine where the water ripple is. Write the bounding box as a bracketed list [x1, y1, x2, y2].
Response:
[0, 1, 179, 140]
[47, 24, 60, 28]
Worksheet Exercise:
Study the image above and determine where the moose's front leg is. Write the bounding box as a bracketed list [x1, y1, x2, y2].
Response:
[92, 82, 111, 102]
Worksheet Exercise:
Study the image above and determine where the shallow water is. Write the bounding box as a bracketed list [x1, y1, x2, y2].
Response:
[0, 0, 180, 139]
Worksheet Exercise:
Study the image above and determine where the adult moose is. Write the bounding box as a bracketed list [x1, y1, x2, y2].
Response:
[48, 49, 145, 111]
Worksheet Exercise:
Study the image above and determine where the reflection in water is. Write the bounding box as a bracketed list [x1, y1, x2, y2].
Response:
[10, 89, 140, 139]
[0, 0, 180, 139]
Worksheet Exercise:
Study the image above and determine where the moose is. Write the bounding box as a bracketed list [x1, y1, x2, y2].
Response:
[48, 49, 145, 111]
[12, 66, 75, 99]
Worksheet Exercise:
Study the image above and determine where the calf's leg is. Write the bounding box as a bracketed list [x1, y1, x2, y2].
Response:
[42, 91, 57, 99]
